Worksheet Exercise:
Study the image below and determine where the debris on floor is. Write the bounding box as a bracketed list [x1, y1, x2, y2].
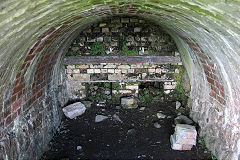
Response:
[170, 124, 197, 150]
[42, 102, 211, 160]
[121, 96, 138, 109]
[95, 115, 108, 122]
[62, 102, 86, 119]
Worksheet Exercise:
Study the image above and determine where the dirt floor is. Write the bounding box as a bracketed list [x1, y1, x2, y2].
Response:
[41, 102, 213, 160]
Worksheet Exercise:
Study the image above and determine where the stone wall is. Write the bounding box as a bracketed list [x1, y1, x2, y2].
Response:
[64, 55, 182, 102]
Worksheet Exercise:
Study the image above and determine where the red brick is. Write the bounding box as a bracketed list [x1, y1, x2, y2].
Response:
[11, 99, 22, 112]
[13, 83, 25, 94]
[17, 108, 21, 115]
[38, 27, 55, 40]
[203, 64, 211, 72]
[220, 91, 225, 97]
[28, 40, 41, 55]
[25, 55, 35, 62]
[11, 112, 17, 120]
[16, 72, 21, 79]
[217, 96, 226, 105]
[207, 77, 214, 85]
[210, 91, 217, 98]
[5, 116, 12, 126]
[3, 108, 11, 118]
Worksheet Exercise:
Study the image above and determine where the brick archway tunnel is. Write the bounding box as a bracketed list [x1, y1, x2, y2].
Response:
[0, 1, 240, 160]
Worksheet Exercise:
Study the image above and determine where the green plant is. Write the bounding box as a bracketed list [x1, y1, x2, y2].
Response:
[174, 65, 187, 101]
[211, 155, 217, 160]
[90, 42, 106, 55]
[104, 82, 111, 88]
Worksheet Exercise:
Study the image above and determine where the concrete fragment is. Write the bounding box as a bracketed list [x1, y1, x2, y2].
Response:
[154, 122, 161, 128]
[62, 102, 86, 119]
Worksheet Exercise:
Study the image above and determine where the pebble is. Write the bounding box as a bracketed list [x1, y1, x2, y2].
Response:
[76, 146, 82, 151]
[157, 112, 166, 119]
[154, 122, 161, 128]
[139, 107, 145, 111]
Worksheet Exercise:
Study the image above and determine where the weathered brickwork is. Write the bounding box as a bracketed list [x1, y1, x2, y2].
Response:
[0, 1, 240, 160]
[67, 16, 176, 56]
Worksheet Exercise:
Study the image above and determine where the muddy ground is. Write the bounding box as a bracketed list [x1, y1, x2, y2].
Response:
[41, 102, 212, 160]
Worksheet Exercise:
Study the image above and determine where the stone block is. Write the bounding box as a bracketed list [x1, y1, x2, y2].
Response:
[114, 69, 121, 74]
[62, 102, 86, 119]
[118, 65, 130, 69]
[170, 135, 182, 150]
[128, 69, 135, 73]
[121, 18, 129, 23]
[94, 69, 101, 73]
[101, 69, 108, 73]
[102, 28, 109, 32]
[99, 23, 107, 27]
[148, 69, 155, 73]
[164, 84, 176, 90]
[108, 69, 115, 73]
[121, 69, 128, 73]
[97, 37, 104, 42]
[104, 64, 116, 68]
[72, 69, 79, 73]
[108, 74, 126, 81]
[126, 85, 139, 90]
[134, 27, 141, 32]
[130, 18, 138, 23]
[155, 68, 161, 73]
[73, 74, 90, 81]
[87, 69, 94, 74]
[66, 65, 75, 69]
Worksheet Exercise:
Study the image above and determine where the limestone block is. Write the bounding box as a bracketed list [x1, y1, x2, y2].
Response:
[164, 84, 176, 90]
[104, 64, 116, 68]
[101, 69, 108, 73]
[130, 18, 138, 23]
[97, 37, 104, 42]
[94, 69, 101, 73]
[108, 69, 115, 73]
[72, 69, 80, 73]
[66, 65, 75, 69]
[118, 65, 130, 69]
[87, 69, 94, 74]
[121, 69, 128, 73]
[128, 69, 135, 73]
[114, 69, 121, 74]
[62, 102, 86, 119]
[73, 74, 90, 81]
[108, 74, 126, 81]
[126, 85, 139, 90]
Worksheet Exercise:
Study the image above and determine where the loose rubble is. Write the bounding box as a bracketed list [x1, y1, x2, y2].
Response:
[170, 124, 197, 150]
[95, 115, 108, 123]
[62, 102, 86, 119]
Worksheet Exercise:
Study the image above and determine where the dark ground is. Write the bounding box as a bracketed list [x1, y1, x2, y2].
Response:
[41, 102, 212, 160]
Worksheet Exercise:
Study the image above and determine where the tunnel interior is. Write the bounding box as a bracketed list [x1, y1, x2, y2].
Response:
[1, 1, 240, 160]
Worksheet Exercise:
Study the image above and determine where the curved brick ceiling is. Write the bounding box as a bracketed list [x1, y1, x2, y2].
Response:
[0, 1, 240, 160]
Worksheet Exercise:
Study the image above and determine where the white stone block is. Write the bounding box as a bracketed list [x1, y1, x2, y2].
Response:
[62, 102, 86, 119]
